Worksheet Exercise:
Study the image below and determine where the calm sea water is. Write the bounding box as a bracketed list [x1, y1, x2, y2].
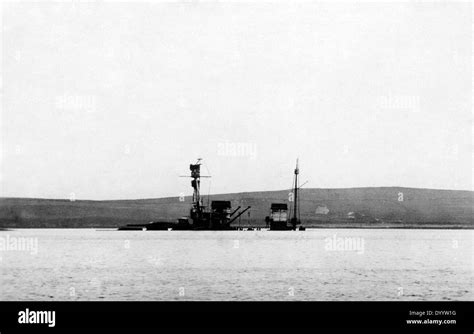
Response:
[0, 229, 472, 301]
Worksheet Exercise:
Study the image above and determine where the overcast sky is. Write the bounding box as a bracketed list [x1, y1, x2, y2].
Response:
[1, 1, 472, 200]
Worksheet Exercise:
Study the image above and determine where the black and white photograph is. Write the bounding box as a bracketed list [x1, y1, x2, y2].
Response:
[0, 0, 473, 331]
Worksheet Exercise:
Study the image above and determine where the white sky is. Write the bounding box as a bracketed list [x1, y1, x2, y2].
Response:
[1, 1, 472, 200]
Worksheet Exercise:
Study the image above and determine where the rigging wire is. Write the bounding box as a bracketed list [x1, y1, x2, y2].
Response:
[202, 161, 212, 208]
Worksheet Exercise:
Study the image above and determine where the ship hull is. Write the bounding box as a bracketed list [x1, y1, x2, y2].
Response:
[118, 221, 238, 231]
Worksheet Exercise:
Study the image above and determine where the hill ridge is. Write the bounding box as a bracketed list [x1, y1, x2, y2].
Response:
[0, 187, 472, 228]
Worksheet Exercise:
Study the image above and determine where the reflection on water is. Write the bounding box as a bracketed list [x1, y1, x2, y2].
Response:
[0, 229, 472, 301]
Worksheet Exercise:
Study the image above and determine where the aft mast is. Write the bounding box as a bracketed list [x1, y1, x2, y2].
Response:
[291, 158, 300, 229]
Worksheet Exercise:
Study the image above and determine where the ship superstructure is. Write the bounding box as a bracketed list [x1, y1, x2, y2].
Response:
[266, 159, 306, 231]
[118, 159, 250, 231]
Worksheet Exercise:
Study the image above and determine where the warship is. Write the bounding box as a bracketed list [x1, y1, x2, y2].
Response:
[118, 158, 305, 231]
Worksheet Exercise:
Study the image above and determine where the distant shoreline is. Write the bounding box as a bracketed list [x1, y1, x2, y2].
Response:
[1, 226, 472, 230]
[1, 187, 472, 229]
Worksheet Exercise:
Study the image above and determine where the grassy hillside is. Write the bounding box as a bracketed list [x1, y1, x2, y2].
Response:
[0, 187, 472, 228]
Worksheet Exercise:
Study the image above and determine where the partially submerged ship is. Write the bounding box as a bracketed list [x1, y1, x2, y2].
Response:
[118, 158, 306, 231]
[266, 159, 306, 231]
[118, 159, 250, 231]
